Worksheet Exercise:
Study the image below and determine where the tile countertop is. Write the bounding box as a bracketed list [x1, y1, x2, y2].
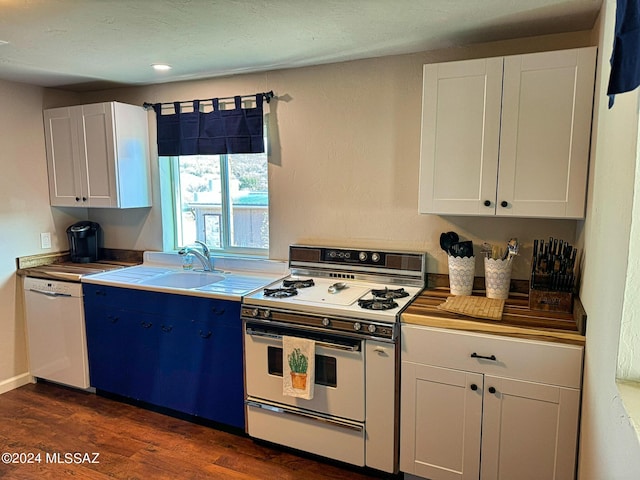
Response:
[402, 288, 586, 346]
[80, 251, 289, 301]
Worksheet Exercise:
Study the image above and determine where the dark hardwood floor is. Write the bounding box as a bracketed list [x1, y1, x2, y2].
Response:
[0, 382, 393, 479]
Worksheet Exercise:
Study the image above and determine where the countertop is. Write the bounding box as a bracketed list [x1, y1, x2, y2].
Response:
[402, 288, 586, 346]
[17, 249, 288, 301]
[16, 249, 143, 281]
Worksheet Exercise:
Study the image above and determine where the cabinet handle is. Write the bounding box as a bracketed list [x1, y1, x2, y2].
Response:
[199, 330, 212, 339]
[500, 200, 508, 208]
[140, 321, 153, 329]
[483, 200, 491, 207]
[161, 325, 173, 332]
[82, 197, 87, 202]
[470, 384, 478, 391]
[470, 352, 497, 361]
[488, 386, 496, 394]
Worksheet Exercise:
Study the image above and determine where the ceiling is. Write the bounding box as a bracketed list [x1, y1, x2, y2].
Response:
[0, 0, 602, 92]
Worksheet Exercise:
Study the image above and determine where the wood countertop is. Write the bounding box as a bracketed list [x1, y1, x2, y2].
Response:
[402, 288, 586, 346]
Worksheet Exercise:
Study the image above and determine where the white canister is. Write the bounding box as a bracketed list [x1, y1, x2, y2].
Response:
[447, 255, 476, 296]
[484, 257, 513, 299]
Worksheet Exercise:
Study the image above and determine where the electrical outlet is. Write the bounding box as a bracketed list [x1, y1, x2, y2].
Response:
[40, 232, 52, 249]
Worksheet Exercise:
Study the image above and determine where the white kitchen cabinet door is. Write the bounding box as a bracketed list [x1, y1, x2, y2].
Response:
[418, 47, 596, 219]
[497, 47, 596, 218]
[418, 57, 503, 215]
[44, 107, 84, 207]
[400, 361, 483, 480]
[44, 102, 151, 208]
[79, 102, 117, 207]
[480, 375, 581, 480]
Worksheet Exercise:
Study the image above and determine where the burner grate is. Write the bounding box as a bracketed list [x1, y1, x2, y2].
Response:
[371, 287, 410, 300]
[282, 279, 315, 289]
[264, 287, 298, 298]
[358, 297, 399, 310]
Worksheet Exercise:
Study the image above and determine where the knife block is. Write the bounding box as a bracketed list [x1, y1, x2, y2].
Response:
[529, 287, 573, 313]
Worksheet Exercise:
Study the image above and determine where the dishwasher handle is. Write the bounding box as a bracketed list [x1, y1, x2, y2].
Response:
[28, 288, 73, 298]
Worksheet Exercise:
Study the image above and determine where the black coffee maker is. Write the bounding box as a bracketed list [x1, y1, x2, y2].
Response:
[67, 221, 100, 263]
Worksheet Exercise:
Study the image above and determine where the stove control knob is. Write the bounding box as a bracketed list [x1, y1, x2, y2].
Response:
[322, 318, 331, 327]
[359, 252, 367, 262]
[354, 322, 362, 331]
[368, 324, 377, 333]
[261, 309, 271, 319]
[251, 309, 260, 317]
[371, 252, 380, 263]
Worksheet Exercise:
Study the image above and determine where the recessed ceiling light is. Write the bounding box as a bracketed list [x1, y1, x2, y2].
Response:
[152, 64, 172, 71]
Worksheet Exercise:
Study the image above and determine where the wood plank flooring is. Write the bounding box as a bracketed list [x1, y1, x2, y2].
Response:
[0, 382, 394, 479]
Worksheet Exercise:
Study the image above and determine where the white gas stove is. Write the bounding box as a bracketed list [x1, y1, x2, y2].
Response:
[242, 245, 426, 474]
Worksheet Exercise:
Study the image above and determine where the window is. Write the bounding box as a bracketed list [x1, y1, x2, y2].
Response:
[161, 152, 269, 255]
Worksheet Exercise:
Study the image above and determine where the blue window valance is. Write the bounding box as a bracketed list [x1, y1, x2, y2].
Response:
[149, 92, 271, 156]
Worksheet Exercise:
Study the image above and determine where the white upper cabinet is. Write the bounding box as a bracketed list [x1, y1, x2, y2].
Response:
[44, 102, 151, 208]
[418, 47, 596, 218]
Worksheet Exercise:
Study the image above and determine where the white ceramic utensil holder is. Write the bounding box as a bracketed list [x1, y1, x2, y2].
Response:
[448, 255, 475, 296]
[484, 257, 513, 299]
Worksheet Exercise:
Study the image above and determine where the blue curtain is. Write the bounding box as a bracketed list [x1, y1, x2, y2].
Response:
[607, 0, 640, 107]
[152, 94, 264, 156]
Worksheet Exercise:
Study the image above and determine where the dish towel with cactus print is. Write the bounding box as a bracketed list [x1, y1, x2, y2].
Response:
[282, 336, 315, 399]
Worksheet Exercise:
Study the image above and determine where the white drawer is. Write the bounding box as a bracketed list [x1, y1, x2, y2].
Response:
[401, 324, 583, 388]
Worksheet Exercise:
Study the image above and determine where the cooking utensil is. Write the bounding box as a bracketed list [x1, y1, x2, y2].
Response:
[502, 237, 519, 260]
[481, 242, 493, 259]
[449, 240, 473, 258]
[439, 231, 459, 254]
[328, 282, 347, 294]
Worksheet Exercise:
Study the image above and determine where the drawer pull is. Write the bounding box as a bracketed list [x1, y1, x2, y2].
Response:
[488, 386, 497, 394]
[470, 384, 478, 391]
[470, 352, 497, 361]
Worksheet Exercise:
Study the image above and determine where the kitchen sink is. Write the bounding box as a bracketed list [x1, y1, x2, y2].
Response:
[140, 271, 225, 289]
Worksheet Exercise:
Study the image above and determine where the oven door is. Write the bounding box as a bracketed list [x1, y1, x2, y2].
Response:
[244, 319, 366, 466]
[244, 320, 365, 421]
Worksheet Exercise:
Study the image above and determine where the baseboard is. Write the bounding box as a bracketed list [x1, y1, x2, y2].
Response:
[0, 373, 34, 395]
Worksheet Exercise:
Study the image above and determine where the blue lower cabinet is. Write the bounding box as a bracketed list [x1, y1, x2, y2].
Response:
[83, 284, 244, 428]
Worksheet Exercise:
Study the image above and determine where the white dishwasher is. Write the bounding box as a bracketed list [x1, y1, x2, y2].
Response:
[23, 277, 90, 389]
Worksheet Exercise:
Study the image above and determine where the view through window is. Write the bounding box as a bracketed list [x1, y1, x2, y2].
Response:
[173, 153, 269, 254]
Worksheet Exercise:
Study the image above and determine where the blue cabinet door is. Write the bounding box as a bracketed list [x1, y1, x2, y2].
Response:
[192, 302, 244, 428]
[152, 299, 244, 428]
[84, 293, 159, 400]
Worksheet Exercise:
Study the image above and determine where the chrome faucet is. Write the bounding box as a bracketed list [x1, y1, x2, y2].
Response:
[178, 240, 213, 271]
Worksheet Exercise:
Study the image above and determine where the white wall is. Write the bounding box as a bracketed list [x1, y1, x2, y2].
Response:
[577, 0, 640, 478]
[52, 30, 592, 281]
[0, 80, 83, 392]
[618, 125, 640, 380]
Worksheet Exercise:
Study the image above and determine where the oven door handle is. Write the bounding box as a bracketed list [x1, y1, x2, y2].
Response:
[245, 328, 360, 352]
[246, 400, 364, 432]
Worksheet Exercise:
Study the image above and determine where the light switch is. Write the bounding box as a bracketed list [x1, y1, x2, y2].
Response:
[40, 232, 51, 249]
